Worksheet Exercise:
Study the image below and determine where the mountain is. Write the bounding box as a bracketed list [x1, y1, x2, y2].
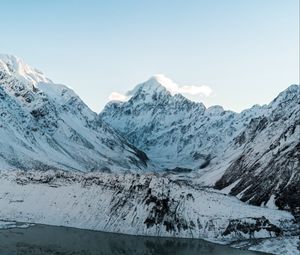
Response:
[0, 55, 299, 254]
[100, 75, 261, 170]
[0, 54, 149, 172]
[100, 75, 300, 218]
[215, 85, 300, 219]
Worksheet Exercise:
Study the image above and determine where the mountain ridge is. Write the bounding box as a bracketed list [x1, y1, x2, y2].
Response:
[100, 76, 300, 217]
[0, 54, 149, 172]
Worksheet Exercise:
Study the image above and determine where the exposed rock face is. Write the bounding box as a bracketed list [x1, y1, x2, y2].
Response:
[223, 217, 282, 238]
[0, 54, 149, 172]
[215, 85, 300, 219]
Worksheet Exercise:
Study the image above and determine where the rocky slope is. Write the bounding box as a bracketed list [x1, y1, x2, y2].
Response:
[0, 170, 295, 249]
[100, 76, 300, 217]
[0, 54, 149, 172]
[215, 85, 300, 219]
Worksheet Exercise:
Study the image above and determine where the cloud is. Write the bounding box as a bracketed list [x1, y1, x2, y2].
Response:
[153, 74, 213, 97]
[108, 92, 127, 101]
[178, 85, 212, 97]
[108, 75, 213, 102]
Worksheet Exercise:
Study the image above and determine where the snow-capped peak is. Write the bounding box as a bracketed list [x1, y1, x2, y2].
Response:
[126, 74, 213, 100]
[0, 54, 52, 84]
[0, 54, 150, 172]
[149, 74, 180, 95]
[107, 75, 212, 107]
[127, 74, 172, 97]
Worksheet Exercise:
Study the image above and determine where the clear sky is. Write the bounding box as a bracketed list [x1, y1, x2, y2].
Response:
[1, 0, 299, 112]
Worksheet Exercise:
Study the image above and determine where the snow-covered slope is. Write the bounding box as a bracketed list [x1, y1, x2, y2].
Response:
[0, 170, 295, 250]
[0, 54, 149, 172]
[215, 85, 300, 219]
[100, 75, 264, 170]
[100, 76, 300, 217]
[101, 75, 219, 169]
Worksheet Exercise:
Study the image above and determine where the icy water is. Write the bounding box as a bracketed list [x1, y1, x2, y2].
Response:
[0, 224, 265, 255]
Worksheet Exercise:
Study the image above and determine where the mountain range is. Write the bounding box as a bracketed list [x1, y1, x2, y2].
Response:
[100, 74, 300, 219]
[0, 54, 299, 254]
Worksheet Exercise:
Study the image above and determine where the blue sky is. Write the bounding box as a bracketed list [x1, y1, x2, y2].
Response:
[1, 0, 299, 112]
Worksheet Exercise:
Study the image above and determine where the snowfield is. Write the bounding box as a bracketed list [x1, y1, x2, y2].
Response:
[0, 170, 297, 254]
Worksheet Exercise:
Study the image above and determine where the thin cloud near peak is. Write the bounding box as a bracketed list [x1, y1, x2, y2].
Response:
[176, 85, 212, 97]
[108, 75, 213, 102]
[150, 74, 213, 97]
[108, 92, 128, 102]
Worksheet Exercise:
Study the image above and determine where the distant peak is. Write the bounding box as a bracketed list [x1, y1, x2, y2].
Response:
[0, 53, 52, 84]
[0, 54, 20, 63]
[149, 74, 178, 94]
[125, 74, 213, 104]
[127, 74, 172, 97]
[127, 74, 192, 98]
[271, 84, 300, 106]
[145, 74, 185, 97]
[285, 84, 300, 92]
[0, 54, 24, 73]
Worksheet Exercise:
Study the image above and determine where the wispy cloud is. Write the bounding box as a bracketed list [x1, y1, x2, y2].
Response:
[152, 74, 213, 97]
[108, 92, 127, 101]
[178, 85, 212, 97]
[108, 75, 213, 102]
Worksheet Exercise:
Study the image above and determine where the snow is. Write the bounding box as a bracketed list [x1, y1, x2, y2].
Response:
[0, 170, 297, 254]
[248, 237, 300, 255]
[0, 220, 33, 229]
[233, 237, 300, 255]
[265, 195, 278, 210]
[221, 179, 241, 194]
[0, 54, 52, 84]
[100, 76, 300, 216]
[0, 170, 294, 240]
[0, 54, 299, 255]
[0, 54, 150, 172]
[126, 74, 212, 100]
[101, 74, 261, 171]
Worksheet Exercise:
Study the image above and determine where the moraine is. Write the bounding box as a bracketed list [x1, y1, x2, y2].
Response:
[0, 170, 297, 254]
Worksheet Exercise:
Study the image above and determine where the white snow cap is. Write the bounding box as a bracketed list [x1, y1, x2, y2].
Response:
[0, 54, 52, 84]
[149, 74, 213, 97]
[108, 74, 213, 103]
